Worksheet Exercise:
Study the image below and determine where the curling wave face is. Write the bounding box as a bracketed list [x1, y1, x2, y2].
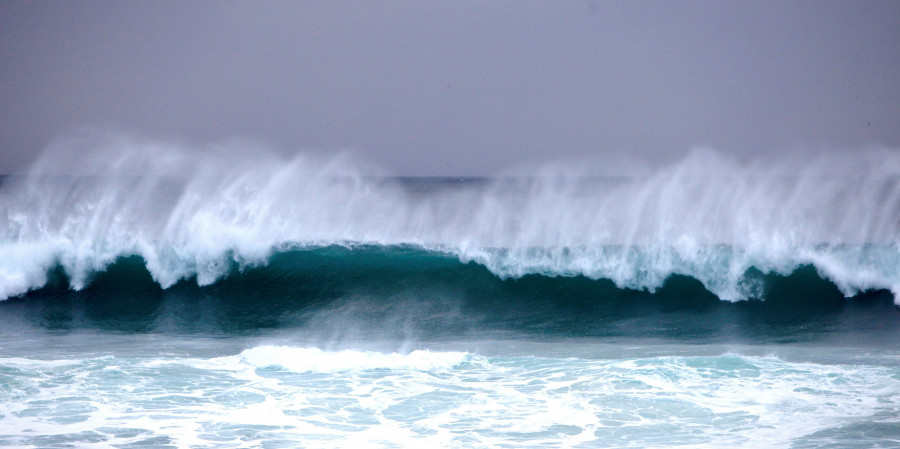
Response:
[1, 133, 899, 303]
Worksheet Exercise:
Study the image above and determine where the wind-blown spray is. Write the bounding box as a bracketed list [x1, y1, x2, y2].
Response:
[1, 132, 898, 302]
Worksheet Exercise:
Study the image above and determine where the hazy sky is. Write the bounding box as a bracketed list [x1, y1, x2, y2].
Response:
[1, 1, 898, 175]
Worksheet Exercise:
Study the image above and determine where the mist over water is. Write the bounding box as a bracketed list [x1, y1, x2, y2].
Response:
[1, 132, 898, 302]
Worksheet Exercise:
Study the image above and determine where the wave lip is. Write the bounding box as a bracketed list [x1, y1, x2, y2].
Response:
[240, 346, 472, 373]
[3, 242, 897, 305]
[456, 243, 900, 301]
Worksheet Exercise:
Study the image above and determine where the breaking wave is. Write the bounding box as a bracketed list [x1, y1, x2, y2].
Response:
[1, 132, 899, 305]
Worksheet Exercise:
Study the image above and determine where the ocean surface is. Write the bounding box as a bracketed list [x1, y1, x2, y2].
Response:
[1, 143, 899, 448]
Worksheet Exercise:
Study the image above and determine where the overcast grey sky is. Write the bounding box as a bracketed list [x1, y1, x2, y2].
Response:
[1, 1, 898, 175]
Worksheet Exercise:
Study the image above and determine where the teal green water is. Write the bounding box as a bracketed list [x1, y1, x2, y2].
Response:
[2, 248, 898, 343]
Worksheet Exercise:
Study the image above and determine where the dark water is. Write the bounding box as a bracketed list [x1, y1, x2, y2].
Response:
[2, 246, 897, 346]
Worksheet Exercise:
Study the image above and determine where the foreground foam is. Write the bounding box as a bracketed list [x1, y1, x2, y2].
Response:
[2, 347, 899, 448]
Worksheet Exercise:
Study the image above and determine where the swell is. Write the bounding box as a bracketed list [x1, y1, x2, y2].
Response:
[2, 246, 896, 341]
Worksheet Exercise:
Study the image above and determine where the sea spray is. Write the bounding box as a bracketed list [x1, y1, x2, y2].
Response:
[1, 132, 898, 302]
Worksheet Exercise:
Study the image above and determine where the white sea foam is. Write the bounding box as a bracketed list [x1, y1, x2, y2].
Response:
[1, 131, 898, 302]
[2, 348, 899, 448]
[240, 345, 471, 372]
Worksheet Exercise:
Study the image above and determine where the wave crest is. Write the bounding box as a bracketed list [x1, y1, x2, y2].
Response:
[1, 134, 899, 302]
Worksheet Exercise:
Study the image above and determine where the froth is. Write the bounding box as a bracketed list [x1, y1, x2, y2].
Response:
[240, 346, 471, 372]
[3, 350, 899, 448]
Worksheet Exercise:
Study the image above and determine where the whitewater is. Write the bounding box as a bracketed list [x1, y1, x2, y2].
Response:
[1, 133, 899, 448]
[1, 133, 899, 303]
[2, 338, 899, 448]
